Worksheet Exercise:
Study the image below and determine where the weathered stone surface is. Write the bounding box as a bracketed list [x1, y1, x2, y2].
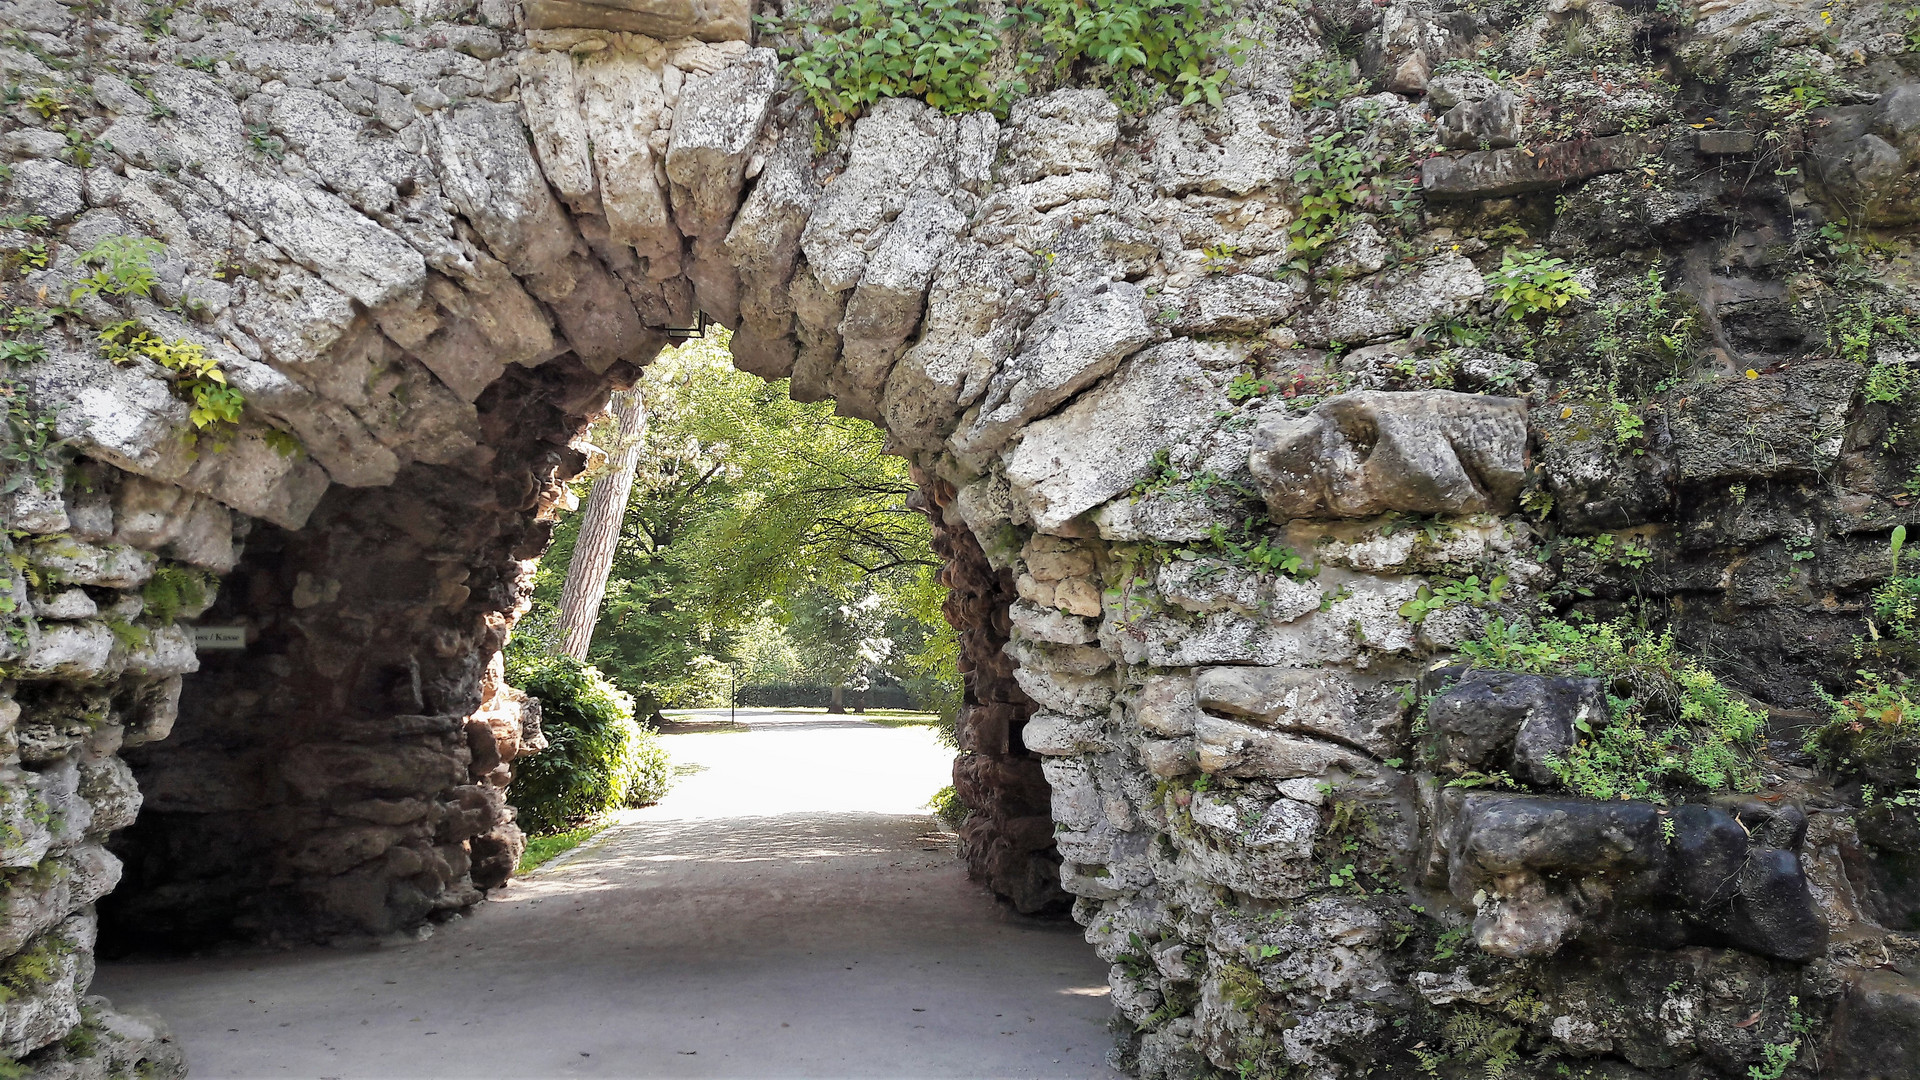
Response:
[1157, 274, 1306, 335]
[665, 49, 779, 237]
[1003, 340, 1232, 532]
[1420, 135, 1655, 199]
[522, 0, 751, 40]
[1420, 666, 1607, 787]
[950, 280, 1151, 456]
[1809, 83, 1920, 226]
[1250, 390, 1528, 520]
[799, 100, 953, 292]
[1668, 359, 1862, 482]
[1293, 253, 1483, 345]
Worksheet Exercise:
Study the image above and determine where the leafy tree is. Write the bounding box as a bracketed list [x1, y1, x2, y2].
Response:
[517, 333, 954, 715]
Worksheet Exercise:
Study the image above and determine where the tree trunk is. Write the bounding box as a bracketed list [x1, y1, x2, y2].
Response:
[554, 388, 647, 661]
[829, 683, 845, 714]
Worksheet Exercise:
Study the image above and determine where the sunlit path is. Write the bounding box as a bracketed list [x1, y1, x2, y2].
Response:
[93, 711, 1117, 1079]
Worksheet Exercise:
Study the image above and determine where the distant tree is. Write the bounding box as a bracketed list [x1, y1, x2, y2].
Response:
[517, 333, 951, 713]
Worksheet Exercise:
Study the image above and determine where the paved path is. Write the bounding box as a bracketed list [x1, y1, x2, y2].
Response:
[94, 709, 1118, 1079]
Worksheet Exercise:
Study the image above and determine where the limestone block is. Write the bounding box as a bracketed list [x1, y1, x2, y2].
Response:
[799, 99, 954, 292]
[1419, 666, 1607, 787]
[1157, 274, 1306, 336]
[1092, 491, 1231, 543]
[1196, 667, 1391, 756]
[0, 770, 51, 870]
[1420, 134, 1654, 200]
[0, 918, 88, 1058]
[576, 47, 677, 261]
[1667, 358, 1861, 482]
[1003, 89, 1120, 183]
[950, 280, 1151, 456]
[2, 476, 69, 535]
[521, 0, 752, 42]
[1, 158, 85, 225]
[33, 590, 96, 621]
[425, 103, 580, 299]
[1250, 390, 1528, 520]
[1022, 712, 1114, 756]
[1293, 253, 1483, 345]
[118, 626, 199, 680]
[1437, 90, 1522, 151]
[726, 121, 820, 373]
[1146, 93, 1299, 196]
[1137, 674, 1204, 737]
[666, 48, 779, 237]
[1003, 340, 1230, 533]
[1009, 600, 1098, 646]
[1041, 757, 1105, 832]
[1011, 659, 1114, 718]
[37, 759, 92, 851]
[836, 189, 970, 410]
[1809, 84, 1920, 226]
[20, 624, 116, 681]
[1193, 716, 1377, 780]
[1140, 738, 1199, 778]
[1155, 559, 1322, 621]
[78, 756, 141, 836]
[1445, 793, 1827, 961]
[518, 50, 598, 208]
[121, 677, 182, 748]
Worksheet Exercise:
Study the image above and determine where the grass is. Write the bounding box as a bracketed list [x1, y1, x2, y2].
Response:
[517, 821, 612, 873]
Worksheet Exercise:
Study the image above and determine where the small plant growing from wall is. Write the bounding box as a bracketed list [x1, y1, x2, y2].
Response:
[761, 0, 1240, 124]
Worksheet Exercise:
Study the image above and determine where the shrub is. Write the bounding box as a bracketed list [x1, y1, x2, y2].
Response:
[929, 784, 970, 828]
[1485, 250, 1590, 321]
[505, 654, 672, 835]
[1454, 617, 1766, 802]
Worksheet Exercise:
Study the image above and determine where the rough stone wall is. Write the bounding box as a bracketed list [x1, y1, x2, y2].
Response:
[1, 0, 1918, 1075]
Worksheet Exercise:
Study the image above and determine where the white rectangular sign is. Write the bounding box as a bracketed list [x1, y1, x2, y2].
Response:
[192, 626, 247, 651]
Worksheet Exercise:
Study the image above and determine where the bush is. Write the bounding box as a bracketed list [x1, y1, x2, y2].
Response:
[505, 654, 672, 835]
[1451, 617, 1767, 802]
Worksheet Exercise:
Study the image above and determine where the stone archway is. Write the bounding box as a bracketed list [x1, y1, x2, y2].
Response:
[4, 0, 1920, 1075]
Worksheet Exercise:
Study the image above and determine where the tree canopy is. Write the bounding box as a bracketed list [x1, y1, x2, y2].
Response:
[512, 334, 957, 718]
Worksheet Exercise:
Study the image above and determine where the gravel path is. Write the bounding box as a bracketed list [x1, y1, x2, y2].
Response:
[93, 709, 1118, 1079]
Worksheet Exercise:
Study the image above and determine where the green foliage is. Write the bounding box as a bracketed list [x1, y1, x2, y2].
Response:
[99, 321, 245, 446]
[68, 236, 164, 304]
[1811, 671, 1920, 775]
[1029, 0, 1239, 108]
[517, 334, 951, 713]
[1397, 574, 1508, 625]
[1457, 618, 1767, 801]
[141, 564, 209, 623]
[763, 0, 1240, 123]
[761, 0, 1017, 122]
[928, 783, 969, 828]
[1285, 130, 1372, 267]
[1290, 57, 1362, 109]
[1752, 56, 1848, 121]
[0, 380, 65, 494]
[505, 654, 671, 835]
[1485, 250, 1589, 321]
